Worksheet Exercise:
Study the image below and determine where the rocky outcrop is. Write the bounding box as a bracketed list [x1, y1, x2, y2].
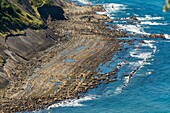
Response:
[0, 28, 59, 87]
[5, 29, 57, 60]
[0, 0, 67, 90]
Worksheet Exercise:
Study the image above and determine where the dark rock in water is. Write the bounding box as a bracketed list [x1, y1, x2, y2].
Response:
[159, 34, 165, 38]
[124, 74, 129, 77]
[130, 16, 138, 21]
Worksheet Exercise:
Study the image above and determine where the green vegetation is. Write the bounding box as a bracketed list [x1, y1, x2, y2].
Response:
[29, 0, 53, 18]
[0, 0, 52, 37]
[16, 0, 22, 4]
[30, 0, 53, 7]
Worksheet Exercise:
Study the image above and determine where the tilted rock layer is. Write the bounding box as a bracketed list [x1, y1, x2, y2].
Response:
[0, 0, 123, 112]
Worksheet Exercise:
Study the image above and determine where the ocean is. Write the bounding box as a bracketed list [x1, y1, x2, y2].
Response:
[38, 0, 170, 112]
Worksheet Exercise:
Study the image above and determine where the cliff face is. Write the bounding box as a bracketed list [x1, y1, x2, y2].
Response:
[0, 0, 65, 89]
[0, 0, 64, 35]
[0, 0, 43, 36]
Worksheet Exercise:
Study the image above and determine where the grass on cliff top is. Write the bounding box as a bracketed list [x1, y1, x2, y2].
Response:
[30, 0, 52, 7]
[30, 0, 53, 18]
[0, 0, 45, 37]
[16, 0, 53, 18]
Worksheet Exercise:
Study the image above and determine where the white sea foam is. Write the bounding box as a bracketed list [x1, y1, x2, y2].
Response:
[130, 51, 152, 59]
[137, 15, 164, 21]
[136, 15, 167, 26]
[143, 40, 157, 53]
[140, 21, 168, 25]
[143, 40, 155, 43]
[114, 75, 131, 94]
[114, 40, 156, 94]
[134, 14, 139, 16]
[47, 95, 97, 109]
[102, 3, 127, 18]
[164, 34, 170, 39]
[146, 71, 152, 75]
[115, 15, 166, 34]
[130, 40, 156, 60]
[96, 3, 126, 19]
[126, 13, 130, 15]
[103, 3, 126, 12]
[128, 40, 156, 74]
[114, 41, 157, 95]
[96, 11, 107, 15]
[114, 86, 123, 94]
[73, 0, 91, 4]
[117, 24, 149, 35]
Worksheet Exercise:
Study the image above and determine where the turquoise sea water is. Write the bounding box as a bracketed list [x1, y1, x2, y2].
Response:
[40, 0, 170, 113]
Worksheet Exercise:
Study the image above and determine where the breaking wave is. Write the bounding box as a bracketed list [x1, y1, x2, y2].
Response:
[72, 0, 91, 5]
[47, 95, 97, 109]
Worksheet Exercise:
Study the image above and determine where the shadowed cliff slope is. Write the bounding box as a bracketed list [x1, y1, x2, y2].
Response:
[38, 4, 66, 22]
[0, 0, 65, 89]
[0, 0, 44, 36]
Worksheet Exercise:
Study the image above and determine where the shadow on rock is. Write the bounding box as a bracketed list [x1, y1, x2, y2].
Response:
[38, 5, 67, 22]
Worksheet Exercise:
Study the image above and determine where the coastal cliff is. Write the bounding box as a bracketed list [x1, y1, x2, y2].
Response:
[0, 0, 64, 88]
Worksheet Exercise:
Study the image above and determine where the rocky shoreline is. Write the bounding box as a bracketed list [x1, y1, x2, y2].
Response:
[0, 1, 123, 112]
[0, 0, 167, 112]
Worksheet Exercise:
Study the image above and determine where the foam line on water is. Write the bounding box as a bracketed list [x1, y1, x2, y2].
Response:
[140, 21, 168, 25]
[143, 40, 157, 53]
[137, 15, 164, 21]
[114, 65, 141, 95]
[47, 95, 97, 109]
[99, 3, 127, 18]
[130, 40, 156, 60]
[72, 0, 91, 5]
[117, 24, 149, 35]
[114, 39, 157, 95]
[130, 51, 152, 59]
[164, 34, 170, 39]
[136, 15, 167, 26]
[96, 12, 107, 15]
[103, 3, 127, 13]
